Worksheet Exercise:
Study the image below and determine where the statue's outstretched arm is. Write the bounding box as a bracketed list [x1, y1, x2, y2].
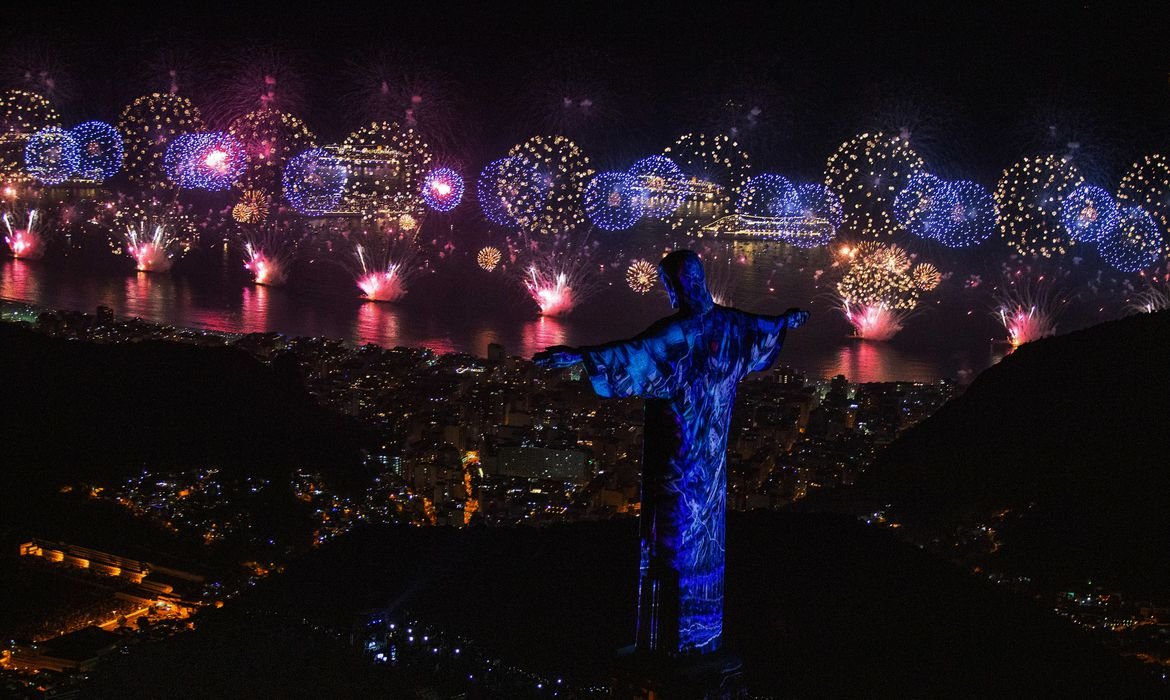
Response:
[532, 316, 678, 369]
[761, 308, 810, 333]
[532, 345, 583, 369]
[739, 307, 811, 375]
[534, 317, 686, 399]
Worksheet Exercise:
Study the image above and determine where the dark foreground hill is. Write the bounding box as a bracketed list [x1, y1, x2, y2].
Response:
[88, 513, 1158, 697]
[0, 322, 369, 487]
[804, 309, 1170, 594]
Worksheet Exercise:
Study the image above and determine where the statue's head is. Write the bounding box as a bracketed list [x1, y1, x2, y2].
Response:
[659, 250, 715, 315]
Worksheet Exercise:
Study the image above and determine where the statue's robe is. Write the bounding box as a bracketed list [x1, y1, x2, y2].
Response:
[581, 306, 787, 655]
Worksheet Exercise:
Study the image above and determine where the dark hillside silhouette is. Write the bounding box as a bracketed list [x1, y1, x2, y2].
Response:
[0, 322, 370, 489]
[806, 310, 1170, 593]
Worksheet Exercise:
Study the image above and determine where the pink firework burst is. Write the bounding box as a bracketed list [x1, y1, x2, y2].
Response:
[842, 302, 909, 341]
[997, 304, 1058, 348]
[343, 219, 426, 303]
[356, 263, 408, 303]
[236, 209, 308, 287]
[3, 209, 41, 259]
[992, 273, 1063, 348]
[505, 225, 604, 317]
[244, 247, 283, 286]
[127, 236, 172, 272]
[524, 266, 577, 316]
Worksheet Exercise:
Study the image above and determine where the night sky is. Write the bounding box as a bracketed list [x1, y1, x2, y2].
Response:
[4, 1, 1168, 184]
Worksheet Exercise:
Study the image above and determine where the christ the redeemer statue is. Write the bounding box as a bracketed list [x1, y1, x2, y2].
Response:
[535, 250, 808, 658]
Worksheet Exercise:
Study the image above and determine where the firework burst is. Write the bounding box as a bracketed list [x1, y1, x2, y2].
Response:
[112, 200, 196, 272]
[232, 188, 271, 224]
[503, 135, 594, 236]
[626, 259, 658, 294]
[282, 148, 348, 216]
[421, 167, 464, 212]
[836, 242, 939, 340]
[507, 225, 603, 316]
[524, 266, 576, 316]
[336, 218, 429, 302]
[994, 155, 1083, 258]
[354, 250, 412, 302]
[477, 245, 502, 271]
[824, 132, 923, 239]
[337, 122, 433, 218]
[228, 108, 317, 192]
[23, 127, 78, 185]
[998, 305, 1057, 348]
[993, 280, 1063, 348]
[70, 121, 124, 183]
[236, 208, 307, 286]
[3, 207, 41, 259]
[117, 93, 204, 189]
[164, 131, 247, 191]
[841, 303, 910, 342]
[121, 220, 180, 272]
[1099, 206, 1163, 273]
[628, 155, 684, 220]
[662, 132, 750, 230]
[911, 263, 941, 290]
[1117, 153, 1170, 234]
[1127, 278, 1170, 314]
[0, 90, 60, 183]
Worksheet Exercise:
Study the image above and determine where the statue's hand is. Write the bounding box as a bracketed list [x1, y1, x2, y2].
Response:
[784, 308, 810, 329]
[533, 346, 584, 369]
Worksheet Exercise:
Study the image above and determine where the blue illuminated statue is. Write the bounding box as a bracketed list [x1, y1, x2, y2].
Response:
[535, 250, 808, 657]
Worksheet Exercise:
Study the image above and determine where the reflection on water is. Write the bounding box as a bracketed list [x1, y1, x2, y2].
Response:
[0, 251, 1002, 382]
[520, 317, 567, 356]
[124, 272, 170, 321]
[355, 300, 402, 347]
[239, 285, 271, 335]
[2, 259, 40, 299]
[825, 340, 932, 384]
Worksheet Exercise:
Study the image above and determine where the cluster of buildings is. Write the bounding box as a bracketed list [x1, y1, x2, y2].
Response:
[277, 333, 956, 530]
[92, 467, 312, 559]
